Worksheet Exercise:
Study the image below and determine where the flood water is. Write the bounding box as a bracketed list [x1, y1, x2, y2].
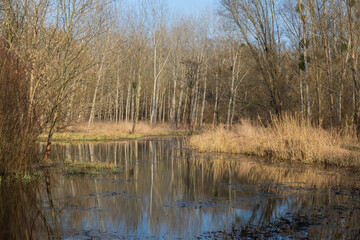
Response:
[1, 138, 360, 239]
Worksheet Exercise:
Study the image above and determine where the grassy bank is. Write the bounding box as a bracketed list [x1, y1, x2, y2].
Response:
[39, 121, 189, 142]
[190, 115, 360, 168]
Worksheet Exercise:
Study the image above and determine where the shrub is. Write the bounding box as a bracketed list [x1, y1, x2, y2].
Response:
[0, 44, 40, 174]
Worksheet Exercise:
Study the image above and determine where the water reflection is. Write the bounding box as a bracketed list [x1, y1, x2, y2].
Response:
[0, 177, 58, 239]
[5, 138, 360, 238]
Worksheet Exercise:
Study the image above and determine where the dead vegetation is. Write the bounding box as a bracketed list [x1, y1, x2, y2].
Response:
[190, 115, 360, 168]
[40, 121, 188, 142]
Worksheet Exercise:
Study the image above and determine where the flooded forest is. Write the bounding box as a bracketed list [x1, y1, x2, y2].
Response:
[1, 0, 360, 239]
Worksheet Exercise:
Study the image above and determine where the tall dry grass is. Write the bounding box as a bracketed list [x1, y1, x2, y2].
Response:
[189, 125, 241, 153]
[48, 121, 186, 141]
[190, 115, 360, 168]
[74, 121, 176, 135]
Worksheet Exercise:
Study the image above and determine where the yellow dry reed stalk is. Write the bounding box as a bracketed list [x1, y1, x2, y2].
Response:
[190, 125, 240, 153]
[190, 115, 360, 168]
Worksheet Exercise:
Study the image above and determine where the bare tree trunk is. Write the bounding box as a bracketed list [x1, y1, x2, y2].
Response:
[171, 64, 177, 126]
[155, 80, 161, 123]
[339, 80, 343, 125]
[188, 82, 195, 127]
[88, 33, 111, 125]
[158, 90, 163, 123]
[115, 67, 120, 122]
[177, 67, 185, 127]
[163, 92, 166, 123]
[302, 0, 311, 119]
[200, 69, 207, 126]
[300, 75, 304, 118]
[66, 80, 76, 123]
[348, 2, 360, 132]
[108, 92, 112, 121]
[227, 52, 238, 127]
[132, 66, 142, 133]
[120, 90, 124, 121]
[167, 80, 171, 121]
[150, 38, 158, 125]
[98, 79, 105, 121]
[182, 94, 188, 126]
[194, 82, 200, 128]
[230, 88, 237, 126]
[305, 82, 310, 119]
[213, 72, 219, 126]
[145, 92, 148, 121]
[88, 56, 105, 126]
[131, 87, 135, 122]
[125, 82, 131, 122]
[191, 80, 199, 130]
[316, 75, 322, 126]
[339, 35, 351, 126]
[44, 111, 58, 161]
[320, 3, 335, 126]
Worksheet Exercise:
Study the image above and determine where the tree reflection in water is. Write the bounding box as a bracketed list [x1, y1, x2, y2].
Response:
[0, 175, 59, 239]
[4, 138, 360, 238]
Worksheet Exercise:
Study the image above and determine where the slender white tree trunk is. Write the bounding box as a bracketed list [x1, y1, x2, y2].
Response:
[115, 64, 120, 122]
[182, 94, 188, 125]
[213, 72, 219, 126]
[150, 39, 158, 125]
[176, 67, 185, 127]
[88, 58, 104, 126]
[125, 82, 131, 122]
[200, 67, 207, 126]
[120, 90, 124, 121]
[230, 88, 237, 126]
[132, 66, 142, 133]
[227, 52, 238, 127]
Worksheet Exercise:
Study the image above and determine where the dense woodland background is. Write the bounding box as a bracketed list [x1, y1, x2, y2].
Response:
[0, 0, 360, 171]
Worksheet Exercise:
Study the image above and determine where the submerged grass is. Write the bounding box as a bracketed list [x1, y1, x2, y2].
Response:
[190, 115, 360, 168]
[39, 121, 189, 142]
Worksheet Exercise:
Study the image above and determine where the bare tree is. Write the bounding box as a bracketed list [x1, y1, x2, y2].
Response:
[221, 0, 285, 115]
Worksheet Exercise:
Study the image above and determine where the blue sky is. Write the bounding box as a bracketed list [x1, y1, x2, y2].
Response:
[121, 0, 219, 17]
[166, 0, 219, 16]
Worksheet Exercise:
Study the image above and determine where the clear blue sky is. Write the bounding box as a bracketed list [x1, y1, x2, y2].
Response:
[121, 0, 220, 19]
[166, 0, 219, 16]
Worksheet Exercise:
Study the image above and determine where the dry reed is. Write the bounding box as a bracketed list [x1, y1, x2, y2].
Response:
[190, 115, 360, 168]
[46, 121, 186, 141]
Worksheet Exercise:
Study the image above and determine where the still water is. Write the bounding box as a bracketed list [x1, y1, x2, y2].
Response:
[1, 138, 360, 239]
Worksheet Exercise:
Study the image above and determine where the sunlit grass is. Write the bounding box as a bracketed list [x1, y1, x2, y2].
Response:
[39, 121, 189, 142]
[190, 115, 360, 168]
